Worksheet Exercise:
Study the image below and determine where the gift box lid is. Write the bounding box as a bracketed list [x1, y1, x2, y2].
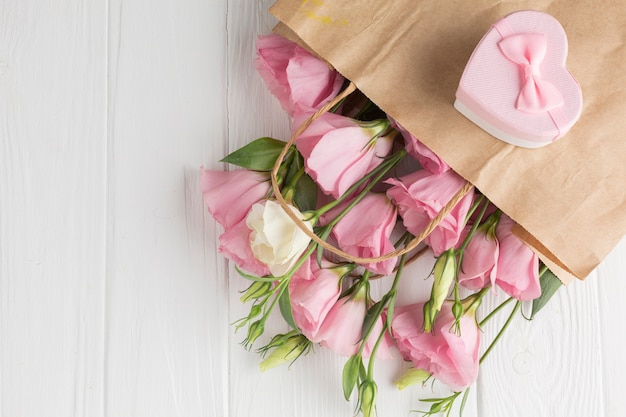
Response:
[455, 10, 583, 148]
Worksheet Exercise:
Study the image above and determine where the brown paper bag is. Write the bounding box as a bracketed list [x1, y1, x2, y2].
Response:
[269, 0, 626, 283]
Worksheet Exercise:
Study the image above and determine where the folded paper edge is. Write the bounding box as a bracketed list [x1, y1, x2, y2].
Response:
[513, 224, 577, 284]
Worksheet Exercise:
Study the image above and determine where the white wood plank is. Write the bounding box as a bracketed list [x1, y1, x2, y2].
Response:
[0, 1, 107, 416]
[476, 273, 605, 416]
[105, 1, 229, 415]
[597, 238, 626, 417]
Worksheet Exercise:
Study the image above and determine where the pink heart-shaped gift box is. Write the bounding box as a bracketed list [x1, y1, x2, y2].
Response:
[455, 10, 583, 148]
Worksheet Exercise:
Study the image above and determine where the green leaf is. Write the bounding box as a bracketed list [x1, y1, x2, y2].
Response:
[279, 288, 298, 330]
[385, 294, 396, 333]
[315, 244, 325, 268]
[285, 149, 305, 184]
[221, 137, 288, 171]
[294, 173, 318, 212]
[234, 266, 276, 283]
[359, 360, 367, 382]
[420, 398, 445, 403]
[240, 280, 272, 303]
[342, 355, 361, 400]
[429, 402, 443, 414]
[531, 268, 563, 319]
[315, 225, 332, 267]
[360, 296, 388, 342]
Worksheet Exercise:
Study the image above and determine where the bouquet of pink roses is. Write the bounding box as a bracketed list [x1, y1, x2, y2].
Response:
[201, 34, 561, 416]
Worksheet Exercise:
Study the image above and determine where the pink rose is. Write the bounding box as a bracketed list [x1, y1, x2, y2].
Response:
[200, 167, 270, 229]
[331, 193, 397, 275]
[386, 170, 474, 256]
[495, 214, 541, 300]
[316, 293, 367, 356]
[255, 34, 344, 117]
[458, 225, 499, 291]
[289, 258, 344, 342]
[456, 213, 540, 300]
[316, 289, 393, 358]
[391, 301, 480, 391]
[218, 218, 270, 277]
[390, 118, 450, 175]
[295, 113, 393, 199]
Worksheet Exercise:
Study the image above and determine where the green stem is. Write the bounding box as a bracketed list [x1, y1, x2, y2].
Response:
[235, 267, 286, 283]
[457, 198, 492, 254]
[280, 244, 318, 280]
[260, 279, 290, 327]
[479, 301, 521, 365]
[344, 270, 372, 301]
[389, 251, 408, 295]
[366, 327, 386, 378]
[354, 100, 374, 119]
[478, 296, 514, 327]
[460, 286, 491, 316]
[286, 166, 305, 189]
[384, 239, 410, 331]
[365, 252, 408, 378]
[253, 244, 319, 323]
[464, 194, 485, 224]
[315, 149, 406, 218]
[359, 270, 372, 291]
[454, 199, 492, 283]
[459, 387, 471, 416]
[324, 153, 405, 232]
[353, 279, 379, 357]
[281, 154, 307, 204]
[453, 282, 461, 307]
[271, 148, 295, 197]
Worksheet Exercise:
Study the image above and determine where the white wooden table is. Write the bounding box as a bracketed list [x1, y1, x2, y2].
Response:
[2, 1, 624, 416]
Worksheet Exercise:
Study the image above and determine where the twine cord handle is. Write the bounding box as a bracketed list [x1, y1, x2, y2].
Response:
[270, 81, 473, 264]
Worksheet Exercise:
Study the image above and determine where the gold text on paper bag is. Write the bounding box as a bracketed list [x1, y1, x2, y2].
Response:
[301, 0, 348, 26]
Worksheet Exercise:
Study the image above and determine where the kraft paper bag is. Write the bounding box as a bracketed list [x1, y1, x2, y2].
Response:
[269, 0, 626, 283]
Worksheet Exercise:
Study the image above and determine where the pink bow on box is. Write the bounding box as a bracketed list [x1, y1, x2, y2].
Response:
[498, 33, 565, 113]
[454, 10, 583, 148]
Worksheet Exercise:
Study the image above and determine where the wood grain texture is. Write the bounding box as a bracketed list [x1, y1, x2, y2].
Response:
[0, 1, 624, 417]
[477, 276, 605, 416]
[0, 2, 107, 416]
[106, 0, 228, 416]
[597, 238, 626, 417]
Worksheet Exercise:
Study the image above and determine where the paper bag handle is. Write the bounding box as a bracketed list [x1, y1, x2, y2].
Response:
[270, 81, 473, 265]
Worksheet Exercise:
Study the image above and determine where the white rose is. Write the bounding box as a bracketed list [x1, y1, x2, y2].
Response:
[246, 200, 314, 277]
